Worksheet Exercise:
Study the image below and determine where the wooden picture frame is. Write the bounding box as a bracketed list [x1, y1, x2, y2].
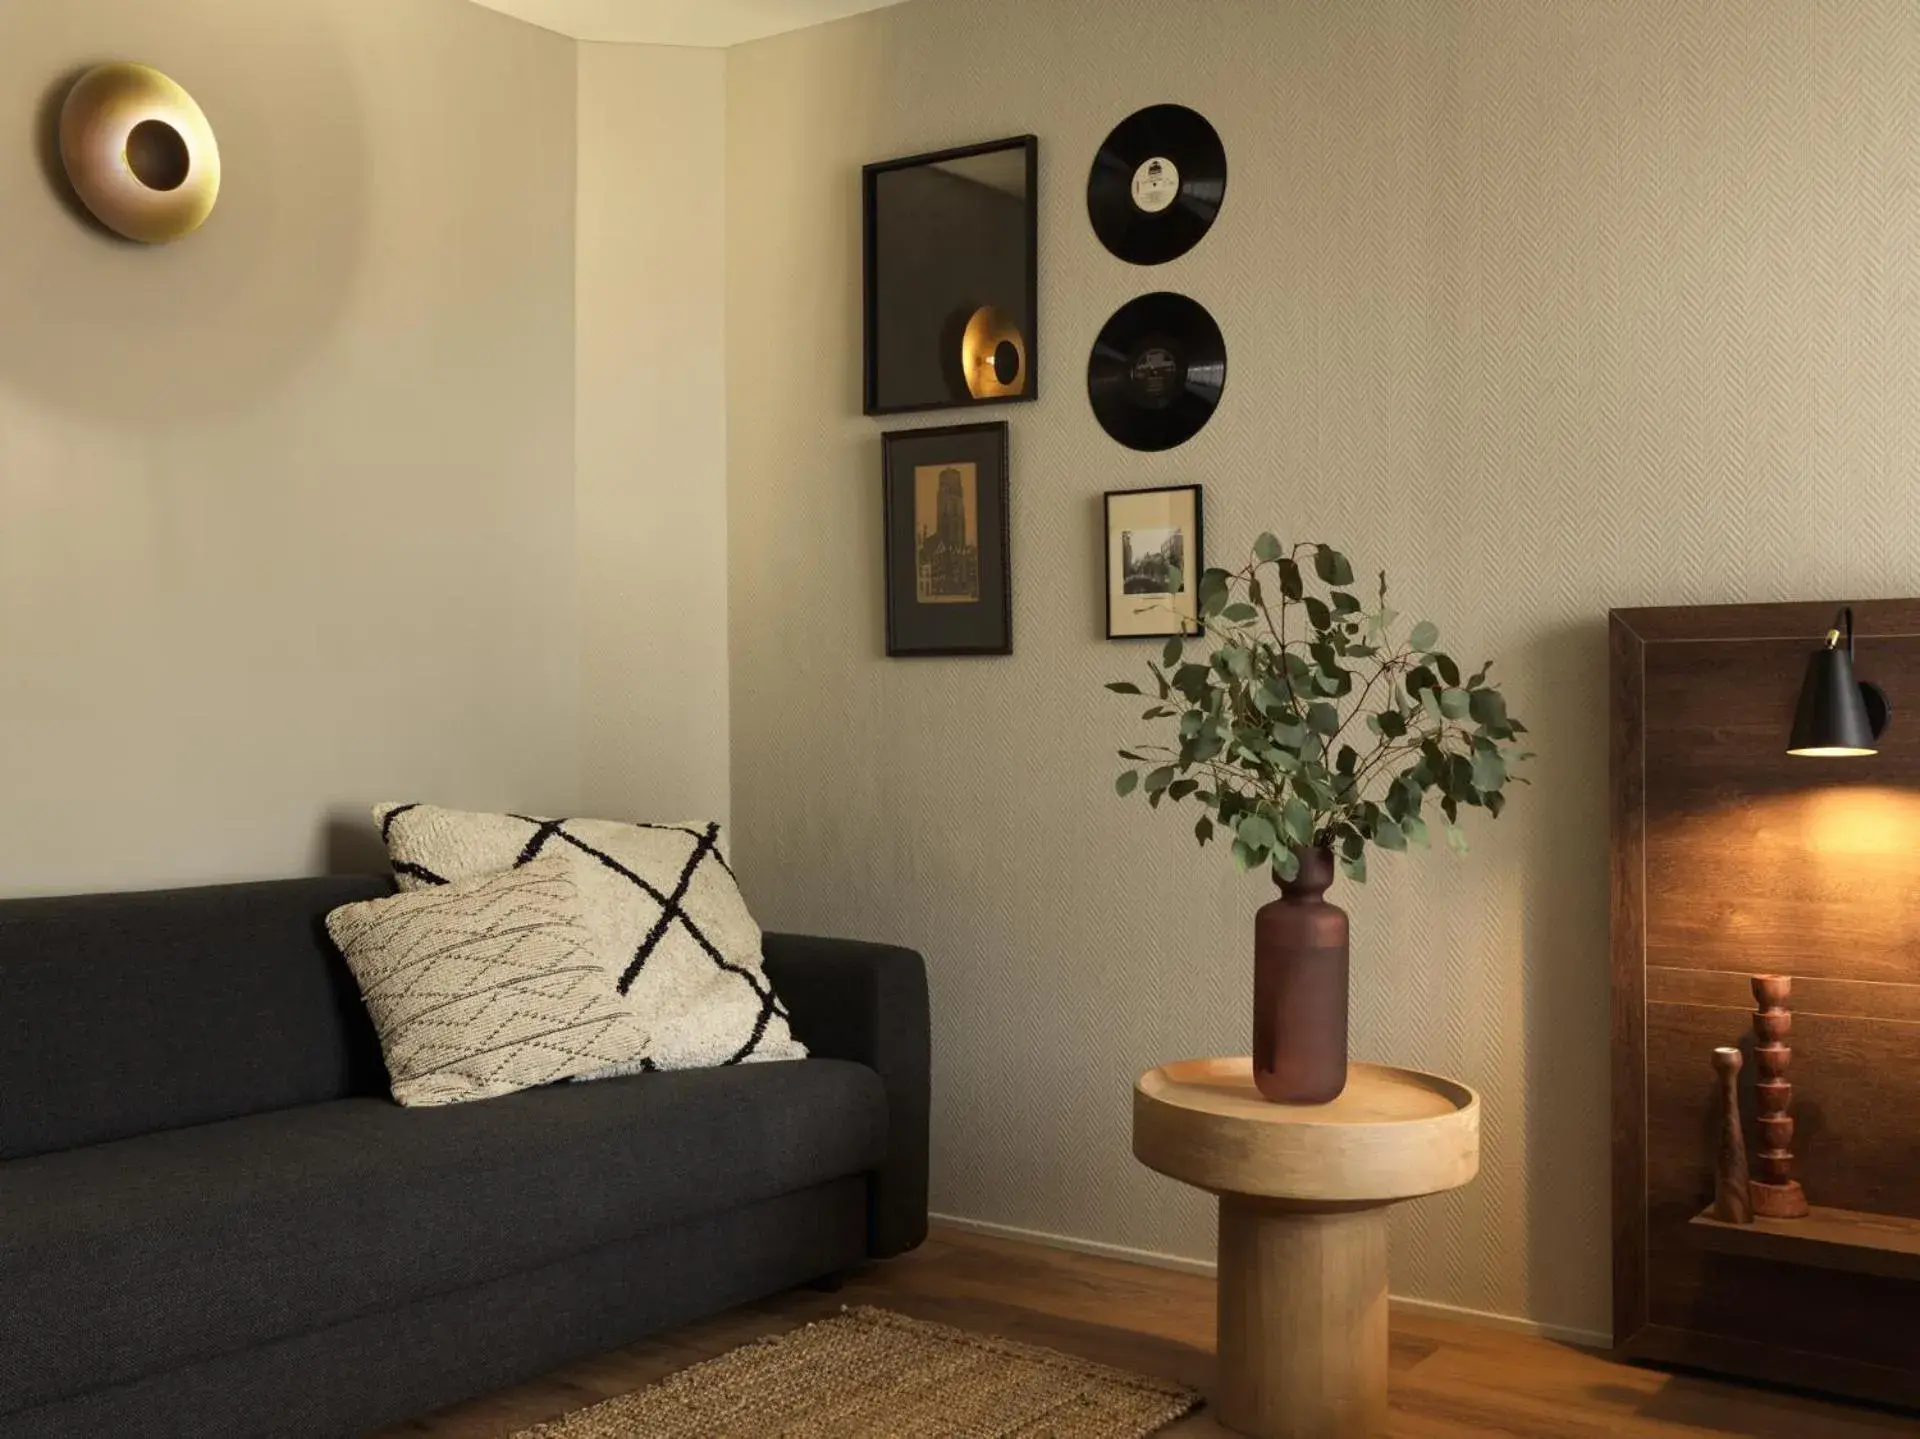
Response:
[1104, 485, 1203, 639]
[881, 422, 1012, 657]
[863, 136, 1039, 417]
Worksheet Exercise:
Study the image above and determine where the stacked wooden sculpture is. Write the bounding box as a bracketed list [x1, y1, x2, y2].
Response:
[1749, 974, 1809, 1218]
[1712, 973, 1810, 1224]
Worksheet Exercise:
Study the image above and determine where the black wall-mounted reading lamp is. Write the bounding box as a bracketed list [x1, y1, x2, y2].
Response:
[1787, 606, 1890, 757]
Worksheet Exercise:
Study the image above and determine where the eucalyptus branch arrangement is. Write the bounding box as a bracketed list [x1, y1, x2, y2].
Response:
[1108, 535, 1530, 884]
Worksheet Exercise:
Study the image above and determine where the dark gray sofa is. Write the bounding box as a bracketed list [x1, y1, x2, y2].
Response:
[0, 876, 929, 1439]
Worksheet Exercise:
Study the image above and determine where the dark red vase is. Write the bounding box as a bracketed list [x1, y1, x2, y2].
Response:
[1252, 846, 1350, 1104]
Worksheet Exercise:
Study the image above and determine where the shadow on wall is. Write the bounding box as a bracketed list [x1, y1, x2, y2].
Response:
[863, 431, 888, 657]
[0, 1, 367, 427]
[1521, 614, 1615, 1335]
[1086, 494, 1107, 640]
[318, 807, 390, 879]
[32, 66, 114, 238]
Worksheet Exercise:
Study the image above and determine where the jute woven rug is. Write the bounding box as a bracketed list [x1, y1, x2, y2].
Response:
[510, 1306, 1201, 1438]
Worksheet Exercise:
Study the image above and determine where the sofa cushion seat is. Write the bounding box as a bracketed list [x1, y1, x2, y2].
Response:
[0, 1059, 885, 1416]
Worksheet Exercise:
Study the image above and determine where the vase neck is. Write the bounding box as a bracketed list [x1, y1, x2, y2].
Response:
[1278, 846, 1335, 901]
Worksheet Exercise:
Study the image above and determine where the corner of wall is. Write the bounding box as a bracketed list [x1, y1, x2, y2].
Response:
[574, 42, 732, 828]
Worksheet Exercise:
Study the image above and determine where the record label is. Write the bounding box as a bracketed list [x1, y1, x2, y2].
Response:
[1129, 346, 1180, 404]
[1131, 157, 1180, 213]
[1087, 292, 1226, 452]
[1089, 104, 1226, 265]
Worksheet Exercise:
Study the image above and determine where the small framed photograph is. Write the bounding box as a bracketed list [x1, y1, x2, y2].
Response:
[863, 136, 1039, 416]
[882, 422, 1013, 657]
[1105, 484, 1204, 639]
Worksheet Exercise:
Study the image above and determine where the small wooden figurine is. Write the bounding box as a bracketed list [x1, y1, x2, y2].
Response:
[1749, 973, 1809, 1219]
[1710, 1046, 1753, 1223]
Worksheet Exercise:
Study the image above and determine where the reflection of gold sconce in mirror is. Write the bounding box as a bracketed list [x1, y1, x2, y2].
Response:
[961, 305, 1027, 400]
[59, 63, 221, 243]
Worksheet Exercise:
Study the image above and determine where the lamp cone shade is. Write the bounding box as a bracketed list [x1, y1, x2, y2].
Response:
[59, 63, 221, 244]
[1788, 644, 1879, 756]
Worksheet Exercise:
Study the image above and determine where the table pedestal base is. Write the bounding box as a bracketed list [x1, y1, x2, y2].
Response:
[1215, 1196, 1390, 1439]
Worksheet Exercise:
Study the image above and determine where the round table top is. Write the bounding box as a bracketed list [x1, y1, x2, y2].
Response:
[1132, 1057, 1480, 1204]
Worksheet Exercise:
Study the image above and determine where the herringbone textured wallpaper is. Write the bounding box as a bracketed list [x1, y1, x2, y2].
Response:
[725, 0, 1920, 1336]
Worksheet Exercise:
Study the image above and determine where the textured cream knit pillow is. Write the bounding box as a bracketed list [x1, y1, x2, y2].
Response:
[374, 803, 806, 1073]
[325, 856, 651, 1107]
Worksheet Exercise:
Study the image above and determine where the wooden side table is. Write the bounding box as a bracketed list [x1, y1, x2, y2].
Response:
[1132, 1057, 1480, 1439]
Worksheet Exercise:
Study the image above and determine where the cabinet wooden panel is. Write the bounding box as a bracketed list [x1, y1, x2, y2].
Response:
[1612, 603, 1920, 1408]
[1642, 635, 1920, 985]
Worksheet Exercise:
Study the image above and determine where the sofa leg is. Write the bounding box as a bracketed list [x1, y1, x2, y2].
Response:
[805, 1271, 845, 1293]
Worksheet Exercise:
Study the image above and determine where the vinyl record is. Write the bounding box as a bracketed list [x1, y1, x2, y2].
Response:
[1087, 104, 1226, 265]
[1087, 292, 1227, 452]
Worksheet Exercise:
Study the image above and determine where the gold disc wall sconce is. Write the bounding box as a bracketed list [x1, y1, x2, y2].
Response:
[960, 305, 1028, 400]
[59, 63, 221, 244]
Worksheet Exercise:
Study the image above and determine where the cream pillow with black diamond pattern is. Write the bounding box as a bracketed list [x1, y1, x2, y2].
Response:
[373, 802, 806, 1073]
[324, 856, 651, 1107]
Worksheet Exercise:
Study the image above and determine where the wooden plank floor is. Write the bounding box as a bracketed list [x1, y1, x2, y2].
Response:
[379, 1224, 1920, 1438]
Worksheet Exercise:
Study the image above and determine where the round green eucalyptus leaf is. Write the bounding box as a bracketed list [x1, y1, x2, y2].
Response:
[1313, 547, 1355, 585]
[1471, 749, 1506, 792]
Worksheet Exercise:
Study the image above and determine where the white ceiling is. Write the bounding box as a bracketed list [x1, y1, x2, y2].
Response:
[465, 0, 911, 47]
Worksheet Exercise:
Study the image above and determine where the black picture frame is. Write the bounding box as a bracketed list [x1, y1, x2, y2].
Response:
[863, 136, 1040, 417]
[882, 422, 1013, 657]
[1103, 484, 1205, 640]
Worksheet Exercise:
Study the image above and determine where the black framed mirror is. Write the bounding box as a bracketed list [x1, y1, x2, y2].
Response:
[862, 135, 1038, 416]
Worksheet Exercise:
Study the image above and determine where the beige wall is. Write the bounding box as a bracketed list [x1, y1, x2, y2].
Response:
[727, 0, 1920, 1337]
[0, 0, 580, 893]
[576, 44, 730, 826]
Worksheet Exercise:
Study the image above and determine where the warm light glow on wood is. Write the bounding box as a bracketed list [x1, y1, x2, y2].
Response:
[1648, 784, 1920, 975]
[1790, 785, 1920, 857]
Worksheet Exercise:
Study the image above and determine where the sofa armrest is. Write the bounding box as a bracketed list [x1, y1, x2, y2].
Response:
[761, 933, 929, 1258]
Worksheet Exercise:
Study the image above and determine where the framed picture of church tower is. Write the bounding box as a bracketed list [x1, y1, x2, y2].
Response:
[881, 422, 1012, 657]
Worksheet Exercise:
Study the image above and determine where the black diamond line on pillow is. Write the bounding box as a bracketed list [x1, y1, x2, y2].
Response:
[513, 817, 568, 866]
[501, 816, 788, 1065]
[393, 859, 450, 887]
[508, 814, 728, 875]
[624, 820, 737, 879]
[379, 803, 421, 841]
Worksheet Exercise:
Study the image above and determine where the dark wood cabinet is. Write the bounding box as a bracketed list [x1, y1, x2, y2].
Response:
[1611, 601, 1920, 1408]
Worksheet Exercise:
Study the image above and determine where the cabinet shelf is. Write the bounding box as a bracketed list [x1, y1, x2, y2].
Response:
[1690, 1205, 1920, 1282]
